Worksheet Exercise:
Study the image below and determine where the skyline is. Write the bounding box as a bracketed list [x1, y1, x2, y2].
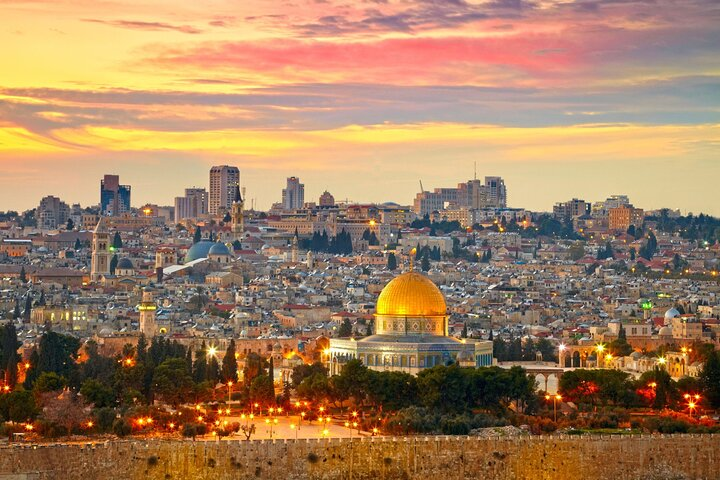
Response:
[1, 0, 719, 213]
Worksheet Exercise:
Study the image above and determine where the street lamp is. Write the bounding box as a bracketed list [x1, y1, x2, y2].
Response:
[545, 393, 562, 422]
[290, 423, 298, 440]
[227, 381, 233, 402]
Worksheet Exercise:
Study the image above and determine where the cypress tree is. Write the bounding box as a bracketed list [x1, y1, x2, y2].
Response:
[387, 253, 397, 271]
[193, 226, 202, 244]
[221, 340, 238, 383]
[112, 231, 123, 249]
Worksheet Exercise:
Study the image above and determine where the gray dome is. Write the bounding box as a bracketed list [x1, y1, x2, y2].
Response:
[664, 308, 680, 322]
[185, 240, 215, 262]
[117, 258, 134, 270]
[209, 241, 231, 256]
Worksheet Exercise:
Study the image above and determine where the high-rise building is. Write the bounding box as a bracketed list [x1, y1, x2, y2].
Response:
[484, 176, 507, 208]
[209, 166, 240, 215]
[100, 175, 131, 216]
[174, 188, 208, 223]
[413, 176, 507, 216]
[553, 199, 589, 221]
[609, 205, 644, 231]
[282, 176, 305, 210]
[319, 190, 335, 207]
[37, 195, 70, 229]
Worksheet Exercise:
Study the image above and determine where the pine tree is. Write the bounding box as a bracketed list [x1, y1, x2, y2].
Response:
[461, 323, 468, 338]
[19, 266, 26, 283]
[66, 218, 74, 230]
[74, 238, 81, 250]
[268, 357, 275, 383]
[193, 226, 202, 244]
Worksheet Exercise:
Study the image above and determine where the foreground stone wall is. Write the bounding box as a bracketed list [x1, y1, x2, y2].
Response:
[0, 434, 717, 480]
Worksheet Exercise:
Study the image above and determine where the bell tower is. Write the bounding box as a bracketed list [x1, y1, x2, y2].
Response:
[90, 218, 111, 282]
[231, 184, 244, 241]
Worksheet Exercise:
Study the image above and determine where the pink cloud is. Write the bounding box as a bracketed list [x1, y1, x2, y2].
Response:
[145, 34, 583, 85]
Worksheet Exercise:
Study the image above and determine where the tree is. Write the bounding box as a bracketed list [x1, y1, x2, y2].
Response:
[421, 255, 430, 272]
[338, 318, 353, 338]
[23, 294, 31, 321]
[249, 375, 275, 405]
[193, 226, 202, 244]
[365, 318, 374, 336]
[0, 323, 21, 388]
[112, 231, 123, 249]
[109, 254, 118, 275]
[19, 266, 27, 283]
[153, 358, 194, 407]
[461, 323, 468, 339]
[66, 218, 74, 230]
[79, 378, 115, 408]
[700, 350, 720, 409]
[221, 339, 238, 383]
[0, 390, 37, 422]
[291, 362, 327, 388]
[29, 331, 80, 383]
[568, 242, 586, 261]
[610, 325, 633, 357]
[387, 253, 397, 271]
[12, 298, 20, 319]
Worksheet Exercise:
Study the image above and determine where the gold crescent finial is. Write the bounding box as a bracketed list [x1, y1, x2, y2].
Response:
[410, 247, 417, 272]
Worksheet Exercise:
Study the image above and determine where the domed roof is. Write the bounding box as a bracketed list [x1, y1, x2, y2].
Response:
[185, 240, 215, 262]
[208, 241, 231, 256]
[117, 257, 134, 269]
[665, 307, 680, 321]
[658, 326, 673, 336]
[376, 271, 447, 317]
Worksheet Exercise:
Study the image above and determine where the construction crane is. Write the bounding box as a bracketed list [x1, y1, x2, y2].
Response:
[419, 180, 425, 193]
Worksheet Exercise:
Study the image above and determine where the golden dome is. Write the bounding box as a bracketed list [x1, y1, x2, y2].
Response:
[375, 272, 447, 317]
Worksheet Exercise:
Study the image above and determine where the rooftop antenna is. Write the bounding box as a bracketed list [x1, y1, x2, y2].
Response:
[474, 161, 477, 180]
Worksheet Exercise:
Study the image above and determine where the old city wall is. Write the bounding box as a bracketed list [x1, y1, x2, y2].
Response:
[0, 434, 718, 480]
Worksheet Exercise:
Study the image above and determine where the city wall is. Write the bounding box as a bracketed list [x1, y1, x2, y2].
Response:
[0, 434, 718, 480]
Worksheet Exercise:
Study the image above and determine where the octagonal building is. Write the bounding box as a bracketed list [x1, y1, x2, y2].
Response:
[327, 271, 493, 375]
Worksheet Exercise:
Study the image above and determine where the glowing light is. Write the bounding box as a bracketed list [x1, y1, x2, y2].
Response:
[207, 346, 217, 357]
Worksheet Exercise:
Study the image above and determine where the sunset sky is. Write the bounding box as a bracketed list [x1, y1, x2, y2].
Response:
[1, 0, 719, 214]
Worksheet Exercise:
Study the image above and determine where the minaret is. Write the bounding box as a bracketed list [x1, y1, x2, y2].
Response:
[231, 183, 244, 241]
[90, 218, 111, 282]
[138, 288, 157, 337]
[291, 232, 299, 263]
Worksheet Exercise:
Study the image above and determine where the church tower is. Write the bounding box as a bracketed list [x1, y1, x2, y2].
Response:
[138, 288, 157, 337]
[90, 218, 111, 282]
[230, 184, 244, 241]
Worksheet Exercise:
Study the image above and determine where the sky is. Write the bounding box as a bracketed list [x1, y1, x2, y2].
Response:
[1, 0, 719, 214]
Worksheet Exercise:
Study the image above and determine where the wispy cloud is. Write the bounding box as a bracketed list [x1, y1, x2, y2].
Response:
[82, 18, 203, 34]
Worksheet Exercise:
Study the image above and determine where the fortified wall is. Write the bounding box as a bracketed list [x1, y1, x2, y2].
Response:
[0, 434, 718, 480]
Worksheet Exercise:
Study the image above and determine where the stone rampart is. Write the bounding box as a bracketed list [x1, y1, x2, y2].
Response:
[0, 434, 717, 480]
